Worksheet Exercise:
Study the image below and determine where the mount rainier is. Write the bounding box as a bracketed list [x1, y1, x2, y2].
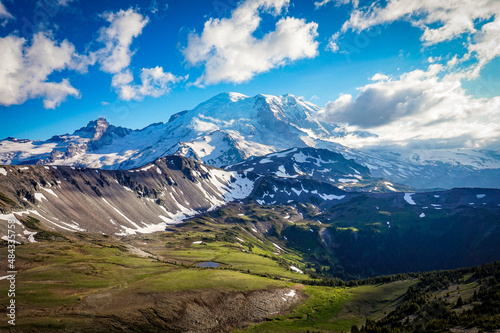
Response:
[1, 92, 499, 189]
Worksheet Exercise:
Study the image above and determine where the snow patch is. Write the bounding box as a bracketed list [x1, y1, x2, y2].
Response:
[476, 194, 486, 198]
[403, 193, 416, 205]
[275, 165, 297, 178]
[318, 193, 345, 201]
[42, 188, 58, 198]
[116, 222, 166, 236]
[338, 178, 359, 183]
[23, 230, 37, 243]
[268, 148, 297, 158]
[273, 242, 283, 251]
[34, 193, 47, 201]
[139, 165, 154, 172]
[384, 181, 397, 191]
[289, 266, 303, 274]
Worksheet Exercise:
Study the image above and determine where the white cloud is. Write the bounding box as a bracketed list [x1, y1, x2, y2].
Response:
[0, 32, 84, 109]
[319, 65, 500, 149]
[0, 7, 181, 108]
[314, 0, 334, 9]
[113, 67, 184, 101]
[96, 9, 149, 74]
[57, 0, 76, 6]
[182, 0, 319, 85]
[326, 32, 340, 52]
[314, 0, 353, 9]
[337, 0, 500, 78]
[96, 8, 181, 100]
[0, 0, 14, 26]
[370, 73, 389, 81]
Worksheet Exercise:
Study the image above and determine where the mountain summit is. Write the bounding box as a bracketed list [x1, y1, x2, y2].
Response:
[0, 92, 499, 188]
[0, 93, 371, 169]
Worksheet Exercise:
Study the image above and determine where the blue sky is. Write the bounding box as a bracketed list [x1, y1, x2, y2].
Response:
[0, 0, 499, 149]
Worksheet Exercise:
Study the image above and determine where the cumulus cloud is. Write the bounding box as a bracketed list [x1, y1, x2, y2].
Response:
[319, 65, 500, 149]
[0, 7, 182, 108]
[0, 32, 85, 109]
[112, 67, 184, 101]
[336, 0, 500, 77]
[182, 0, 319, 86]
[96, 8, 181, 101]
[0, 0, 14, 26]
[96, 9, 149, 74]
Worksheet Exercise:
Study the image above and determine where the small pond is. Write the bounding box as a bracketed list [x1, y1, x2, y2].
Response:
[194, 261, 219, 268]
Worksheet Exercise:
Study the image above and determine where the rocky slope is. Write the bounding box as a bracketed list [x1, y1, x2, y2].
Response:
[69, 287, 304, 333]
[0, 156, 256, 240]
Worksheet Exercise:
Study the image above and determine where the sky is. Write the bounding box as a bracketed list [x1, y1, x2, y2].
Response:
[0, 0, 499, 150]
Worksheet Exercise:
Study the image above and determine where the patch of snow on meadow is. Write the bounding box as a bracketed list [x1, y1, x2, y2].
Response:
[289, 266, 303, 274]
[404, 193, 416, 205]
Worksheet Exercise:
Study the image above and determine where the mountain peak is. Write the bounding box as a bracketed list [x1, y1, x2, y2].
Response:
[203, 92, 250, 105]
[227, 92, 249, 101]
[88, 117, 110, 130]
[2, 136, 30, 143]
[73, 117, 110, 140]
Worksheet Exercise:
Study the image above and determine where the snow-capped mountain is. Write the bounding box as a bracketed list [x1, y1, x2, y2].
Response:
[1, 92, 499, 189]
[227, 147, 410, 192]
[0, 93, 373, 169]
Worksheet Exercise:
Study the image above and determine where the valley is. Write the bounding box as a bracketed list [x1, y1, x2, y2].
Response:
[1, 202, 499, 332]
[0, 94, 499, 332]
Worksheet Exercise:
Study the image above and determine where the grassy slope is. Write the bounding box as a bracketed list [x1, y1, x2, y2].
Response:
[2, 200, 497, 332]
[0, 236, 291, 331]
[0, 211, 415, 332]
[239, 280, 416, 333]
